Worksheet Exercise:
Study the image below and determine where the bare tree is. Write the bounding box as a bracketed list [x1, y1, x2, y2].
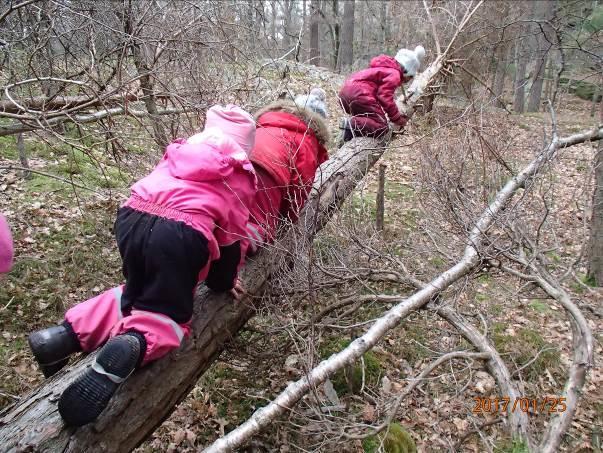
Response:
[338, 0, 355, 70]
[310, 0, 321, 65]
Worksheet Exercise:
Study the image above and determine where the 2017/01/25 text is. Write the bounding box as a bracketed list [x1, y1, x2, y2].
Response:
[473, 397, 566, 416]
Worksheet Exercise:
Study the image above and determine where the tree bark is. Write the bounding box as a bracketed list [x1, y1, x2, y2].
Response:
[588, 101, 603, 285]
[514, 36, 529, 113]
[492, 45, 509, 109]
[309, 0, 321, 65]
[124, 2, 169, 151]
[376, 163, 386, 231]
[339, 0, 354, 71]
[16, 133, 31, 179]
[527, 1, 554, 112]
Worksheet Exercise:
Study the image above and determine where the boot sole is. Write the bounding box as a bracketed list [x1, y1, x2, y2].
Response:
[58, 335, 141, 426]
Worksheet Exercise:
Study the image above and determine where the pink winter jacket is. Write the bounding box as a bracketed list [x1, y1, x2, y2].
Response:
[124, 130, 257, 281]
[0, 214, 13, 273]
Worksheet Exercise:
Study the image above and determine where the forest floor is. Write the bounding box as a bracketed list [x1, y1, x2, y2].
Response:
[0, 63, 601, 452]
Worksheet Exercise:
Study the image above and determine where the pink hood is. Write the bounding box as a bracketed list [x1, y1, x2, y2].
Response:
[188, 104, 256, 156]
[369, 54, 403, 73]
[0, 214, 13, 273]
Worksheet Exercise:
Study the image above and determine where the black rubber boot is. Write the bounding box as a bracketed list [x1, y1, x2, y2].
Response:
[58, 332, 146, 427]
[28, 322, 81, 378]
[338, 117, 354, 144]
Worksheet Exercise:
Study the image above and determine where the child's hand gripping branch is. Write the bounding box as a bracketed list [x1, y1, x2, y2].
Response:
[28, 105, 257, 427]
[338, 45, 425, 142]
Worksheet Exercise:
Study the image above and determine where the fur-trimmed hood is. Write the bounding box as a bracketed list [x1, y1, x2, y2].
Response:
[254, 99, 330, 146]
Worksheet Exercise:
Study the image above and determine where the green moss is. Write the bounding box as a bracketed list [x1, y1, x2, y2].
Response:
[320, 338, 383, 395]
[0, 204, 121, 333]
[581, 274, 597, 287]
[494, 437, 529, 453]
[528, 300, 551, 313]
[477, 274, 491, 284]
[559, 77, 601, 102]
[363, 423, 417, 453]
[0, 136, 18, 159]
[475, 292, 489, 302]
[546, 251, 562, 264]
[491, 323, 560, 380]
[385, 182, 415, 202]
[517, 123, 531, 131]
[428, 256, 446, 267]
[490, 304, 504, 315]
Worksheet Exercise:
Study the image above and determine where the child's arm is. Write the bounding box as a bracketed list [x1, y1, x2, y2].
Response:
[207, 172, 256, 292]
[205, 242, 241, 292]
[376, 69, 408, 127]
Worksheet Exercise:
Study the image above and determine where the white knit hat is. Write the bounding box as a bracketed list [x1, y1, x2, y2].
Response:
[394, 45, 426, 78]
[294, 87, 328, 118]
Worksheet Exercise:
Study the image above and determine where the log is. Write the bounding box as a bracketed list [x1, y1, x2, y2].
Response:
[0, 94, 143, 115]
[0, 23, 454, 451]
[0, 134, 388, 452]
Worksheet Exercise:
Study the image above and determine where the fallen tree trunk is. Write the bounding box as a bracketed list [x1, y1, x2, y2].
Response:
[0, 136, 394, 452]
[0, 106, 188, 137]
[0, 6, 467, 449]
[0, 94, 149, 114]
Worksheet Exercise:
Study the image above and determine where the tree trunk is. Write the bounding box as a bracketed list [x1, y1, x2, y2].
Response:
[270, 2, 277, 45]
[513, 37, 528, 113]
[588, 102, 603, 285]
[527, 55, 547, 112]
[325, 0, 340, 70]
[282, 0, 292, 53]
[590, 74, 602, 117]
[125, 3, 169, 150]
[527, 1, 554, 112]
[16, 133, 31, 179]
[310, 0, 321, 65]
[493, 45, 509, 108]
[380, 0, 388, 47]
[339, 0, 354, 71]
[0, 138, 397, 453]
[376, 163, 386, 231]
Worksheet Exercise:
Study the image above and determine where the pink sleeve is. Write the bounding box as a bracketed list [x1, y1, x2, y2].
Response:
[0, 214, 14, 273]
[214, 174, 256, 248]
[376, 68, 404, 124]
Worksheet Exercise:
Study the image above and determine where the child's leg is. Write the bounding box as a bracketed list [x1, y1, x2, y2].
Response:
[347, 95, 389, 138]
[64, 286, 125, 352]
[28, 207, 147, 378]
[115, 214, 208, 363]
[28, 286, 124, 378]
[111, 310, 191, 365]
[58, 213, 208, 426]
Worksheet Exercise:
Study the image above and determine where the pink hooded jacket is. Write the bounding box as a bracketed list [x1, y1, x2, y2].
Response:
[0, 214, 13, 273]
[123, 105, 257, 280]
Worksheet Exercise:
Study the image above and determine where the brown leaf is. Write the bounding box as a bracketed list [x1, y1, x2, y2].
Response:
[172, 429, 186, 445]
[362, 404, 376, 423]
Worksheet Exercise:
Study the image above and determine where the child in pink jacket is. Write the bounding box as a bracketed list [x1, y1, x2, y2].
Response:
[0, 214, 13, 273]
[28, 105, 257, 427]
